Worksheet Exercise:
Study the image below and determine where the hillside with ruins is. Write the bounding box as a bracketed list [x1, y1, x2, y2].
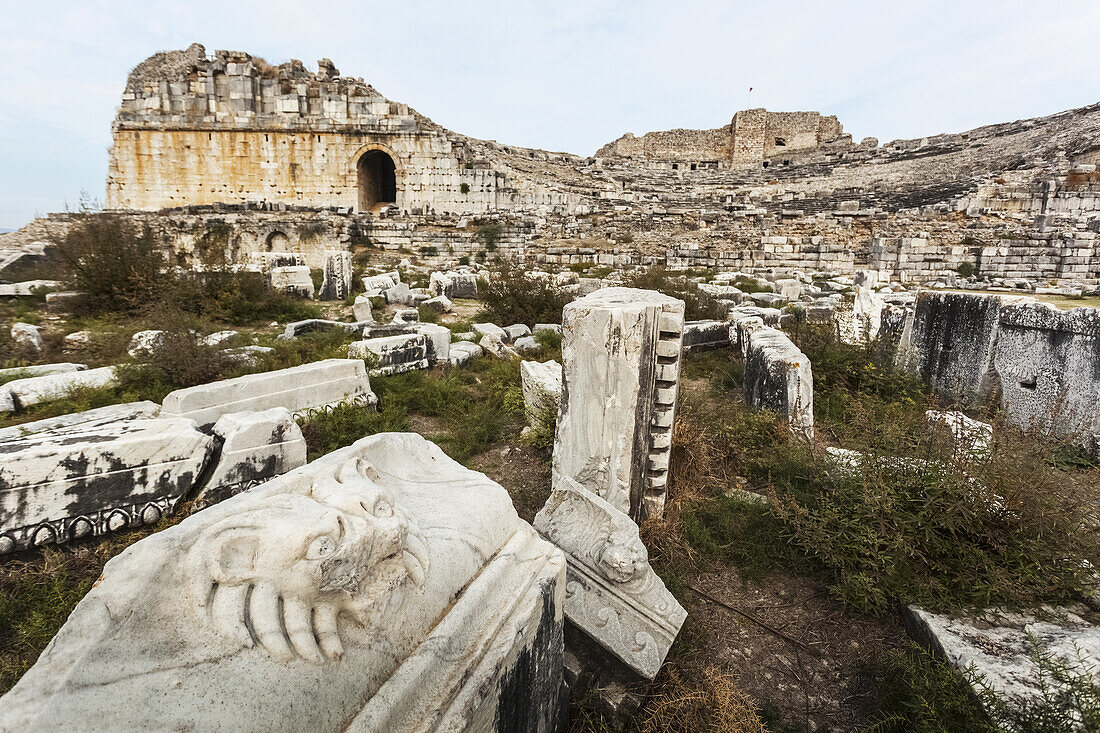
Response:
[2, 37, 1100, 733]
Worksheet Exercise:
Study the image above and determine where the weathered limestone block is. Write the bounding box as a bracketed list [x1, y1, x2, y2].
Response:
[352, 294, 375, 323]
[281, 318, 361, 339]
[480, 333, 520, 359]
[416, 323, 451, 364]
[161, 359, 375, 427]
[270, 265, 315, 299]
[127, 329, 166, 357]
[1, 366, 118, 413]
[553, 288, 685, 520]
[348, 334, 429, 375]
[534, 477, 685, 679]
[682, 319, 732, 352]
[896, 292, 1031, 405]
[11, 322, 43, 350]
[421, 295, 452, 313]
[504, 324, 532, 343]
[993, 303, 1100, 448]
[521, 360, 563, 427]
[513, 336, 540, 353]
[904, 605, 1100, 706]
[926, 410, 993, 458]
[0, 418, 215, 554]
[0, 401, 160, 442]
[0, 280, 60, 296]
[362, 271, 400, 295]
[742, 326, 814, 439]
[202, 408, 307, 499]
[319, 250, 353, 301]
[0, 362, 85, 381]
[449, 341, 483, 366]
[0, 433, 566, 733]
[839, 284, 885, 343]
[473, 322, 508, 340]
[432, 272, 479, 300]
[200, 330, 240, 348]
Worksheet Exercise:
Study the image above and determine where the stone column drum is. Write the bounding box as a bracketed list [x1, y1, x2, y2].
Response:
[553, 288, 685, 521]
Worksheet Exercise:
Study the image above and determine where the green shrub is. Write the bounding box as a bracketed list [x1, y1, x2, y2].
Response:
[57, 215, 168, 314]
[956, 261, 977, 278]
[298, 401, 410, 460]
[476, 223, 503, 251]
[478, 260, 569, 327]
[460, 183, 470, 194]
[626, 266, 726, 320]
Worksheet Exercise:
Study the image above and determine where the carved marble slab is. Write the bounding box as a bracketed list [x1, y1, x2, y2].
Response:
[534, 476, 686, 679]
[0, 433, 566, 732]
[0, 417, 215, 555]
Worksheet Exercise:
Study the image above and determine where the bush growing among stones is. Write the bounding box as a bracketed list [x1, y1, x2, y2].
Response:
[626, 266, 727, 320]
[57, 215, 168, 315]
[478, 260, 570, 327]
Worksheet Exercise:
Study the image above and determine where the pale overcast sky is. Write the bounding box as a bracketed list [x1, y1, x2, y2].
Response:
[2, 0, 1099, 228]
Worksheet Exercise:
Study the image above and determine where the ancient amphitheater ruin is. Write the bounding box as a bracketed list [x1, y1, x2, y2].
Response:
[2, 43, 1099, 732]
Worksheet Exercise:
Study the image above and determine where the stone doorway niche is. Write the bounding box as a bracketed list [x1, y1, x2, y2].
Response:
[357, 150, 397, 211]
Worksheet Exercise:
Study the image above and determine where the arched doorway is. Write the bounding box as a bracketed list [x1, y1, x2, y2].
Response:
[357, 150, 397, 211]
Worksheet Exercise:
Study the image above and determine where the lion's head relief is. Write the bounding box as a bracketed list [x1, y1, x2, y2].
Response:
[186, 456, 430, 664]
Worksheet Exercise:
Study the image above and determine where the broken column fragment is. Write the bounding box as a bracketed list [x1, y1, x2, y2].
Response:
[741, 324, 814, 440]
[319, 249, 353, 301]
[553, 287, 685, 521]
[534, 476, 686, 679]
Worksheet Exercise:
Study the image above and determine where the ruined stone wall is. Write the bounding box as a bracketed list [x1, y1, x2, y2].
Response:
[106, 44, 573, 216]
[595, 129, 730, 165]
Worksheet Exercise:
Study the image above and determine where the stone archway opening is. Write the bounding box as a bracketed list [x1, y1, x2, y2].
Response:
[357, 150, 397, 211]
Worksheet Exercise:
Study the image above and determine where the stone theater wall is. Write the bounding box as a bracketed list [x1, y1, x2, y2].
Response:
[106, 44, 525, 215]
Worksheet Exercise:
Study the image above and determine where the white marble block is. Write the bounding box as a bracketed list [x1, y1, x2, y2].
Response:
[553, 287, 685, 520]
[0, 417, 215, 554]
[270, 265, 315, 299]
[202, 408, 308, 498]
[0, 433, 566, 732]
[742, 325, 814, 440]
[0, 401, 160, 441]
[161, 359, 375, 427]
[1, 366, 119, 413]
[534, 476, 686, 679]
[521, 359, 563, 427]
[348, 334, 429, 375]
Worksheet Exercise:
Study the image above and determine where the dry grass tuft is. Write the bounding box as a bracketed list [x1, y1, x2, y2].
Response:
[638, 666, 768, 733]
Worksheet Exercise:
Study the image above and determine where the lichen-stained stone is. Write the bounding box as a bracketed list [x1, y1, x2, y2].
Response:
[520, 360, 562, 427]
[534, 476, 685, 679]
[415, 324, 451, 365]
[11, 322, 44, 351]
[201, 408, 307, 500]
[0, 362, 85, 381]
[352, 294, 375, 323]
[1, 366, 118, 413]
[0, 433, 566, 733]
[348, 334, 429, 375]
[553, 287, 685, 521]
[904, 605, 1100, 707]
[0, 401, 160, 442]
[682, 319, 732, 352]
[742, 325, 814, 439]
[160, 359, 375, 428]
[993, 303, 1100, 449]
[896, 291, 1032, 405]
[0, 417, 214, 555]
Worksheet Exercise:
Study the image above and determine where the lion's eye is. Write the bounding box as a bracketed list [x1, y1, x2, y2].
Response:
[307, 535, 337, 560]
[373, 498, 393, 518]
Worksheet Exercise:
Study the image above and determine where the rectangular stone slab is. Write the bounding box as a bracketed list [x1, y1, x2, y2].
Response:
[0, 401, 160, 442]
[0, 417, 214, 554]
[160, 359, 376, 427]
[1, 366, 118, 413]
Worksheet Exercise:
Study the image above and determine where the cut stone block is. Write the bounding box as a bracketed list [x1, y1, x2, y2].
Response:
[199, 330, 239, 348]
[472, 322, 507, 340]
[534, 323, 562, 335]
[479, 332, 520, 359]
[348, 334, 429, 375]
[521, 360, 562, 427]
[281, 319, 360, 339]
[742, 326, 814, 439]
[0, 280, 60, 297]
[514, 336, 540, 353]
[0, 433, 566, 733]
[202, 408, 307, 499]
[0, 417, 215, 554]
[993, 303, 1100, 449]
[449, 341, 483, 366]
[926, 410, 993, 458]
[534, 477, 686, 679]
[504, 324, 531, 342]
[553, 287, 685, 520]
[127, 329, 166, 357]
[421, 295, 452, 313]
[1, 366, 118, 413]
[11, 322, 43, 350]
[270, 265, 314, 299]
[415, 324, 451, 364]
[0, 401, 160, 442]
[161, 359, 375, 427]
[352, 294, 375, 323]
[682, 319, 732, 352]
[0, 363, 85, 381]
